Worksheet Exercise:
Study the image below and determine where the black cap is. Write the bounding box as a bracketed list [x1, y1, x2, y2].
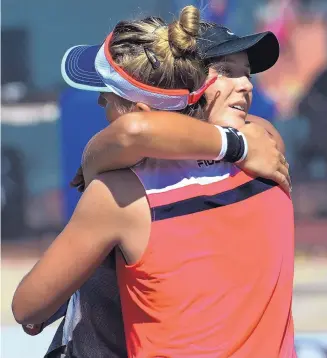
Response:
[198, 25, 280, 74]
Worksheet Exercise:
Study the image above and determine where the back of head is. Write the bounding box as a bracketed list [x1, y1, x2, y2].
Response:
[109, 6, 208, 118]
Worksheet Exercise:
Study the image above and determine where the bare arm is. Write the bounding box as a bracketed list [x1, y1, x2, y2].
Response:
[12, 171, 138, 325]
[246, 114, 285, 154]
[79, 111, 290, 192]
[82, 111, 223, 181]
[82, 112, 285, 180]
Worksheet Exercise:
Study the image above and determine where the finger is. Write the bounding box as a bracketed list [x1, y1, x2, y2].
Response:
[70, 175, 84, 186]
[70, 180, 81, 188]
[278, 163, 292, 190]
[74, 172, 83, 180]
[70, 167, 83, 183]
[270, 137, 278, 147]
[70, 180, 77, 187]
[279, 153, 287, 165]
[280, 154, 290, 171]
[278, 153, 291, 186]
[273, 171, 291, 194]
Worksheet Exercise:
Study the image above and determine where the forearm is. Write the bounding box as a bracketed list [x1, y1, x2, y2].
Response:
[13, 176, 128, 325]
[12, 234, 109, 324]
[118, 113, 223, 159]
[81, 112, 285, 185]
[22, 300, 68, 335]
[12, 266, 68, 324]
[82, 111, 223, 181]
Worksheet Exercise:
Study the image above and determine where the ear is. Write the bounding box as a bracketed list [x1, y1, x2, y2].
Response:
[135, 102, 152, 112]
[208, 67, 218, 77]
[98, 94, 107, 108]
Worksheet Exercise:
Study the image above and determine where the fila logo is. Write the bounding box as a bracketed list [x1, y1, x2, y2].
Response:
[197, 160, 221, 168]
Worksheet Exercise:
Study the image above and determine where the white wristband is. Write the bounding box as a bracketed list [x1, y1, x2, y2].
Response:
[213, 125, 228, 161]
[235, 132, 248, 163]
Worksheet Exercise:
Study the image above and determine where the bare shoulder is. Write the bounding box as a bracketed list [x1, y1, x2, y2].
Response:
[246, 114, 274, 128]
[246, 114, 285, 154]
[69, 169, 148, 242]
[96, 169, 147, 208]
[95, 169, 149, 230]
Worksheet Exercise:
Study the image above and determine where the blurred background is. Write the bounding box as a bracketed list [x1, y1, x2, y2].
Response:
[1, 0, 327, 357]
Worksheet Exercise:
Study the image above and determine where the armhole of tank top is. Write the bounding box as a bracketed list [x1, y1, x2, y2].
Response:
[117, 245, 129, 265]
[114, 166, 155, 269]
[129, 160, 155, 222]
[132, 157, 147, 167]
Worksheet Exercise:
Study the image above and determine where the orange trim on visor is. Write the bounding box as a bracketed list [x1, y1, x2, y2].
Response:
[104, 32, 217, 105]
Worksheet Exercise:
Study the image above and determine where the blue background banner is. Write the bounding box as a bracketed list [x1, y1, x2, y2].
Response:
[60, 89, 107, 222]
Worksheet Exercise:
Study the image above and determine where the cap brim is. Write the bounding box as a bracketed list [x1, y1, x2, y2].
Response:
[61, 44, 110, 91]
[203, 32, 279, 74]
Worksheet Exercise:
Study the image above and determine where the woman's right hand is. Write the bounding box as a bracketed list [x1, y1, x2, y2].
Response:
[237, 122, 291, 193]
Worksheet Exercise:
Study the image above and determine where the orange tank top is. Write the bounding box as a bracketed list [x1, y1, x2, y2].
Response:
[116, 159, 296, 358]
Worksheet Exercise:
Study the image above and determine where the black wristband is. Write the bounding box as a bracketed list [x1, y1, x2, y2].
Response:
[221, 127, 246, 163]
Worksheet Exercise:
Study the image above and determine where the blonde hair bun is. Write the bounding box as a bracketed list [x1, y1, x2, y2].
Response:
[168, 5, 201, 57]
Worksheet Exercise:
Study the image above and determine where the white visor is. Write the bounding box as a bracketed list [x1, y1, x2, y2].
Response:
[61, 33, 216, 111]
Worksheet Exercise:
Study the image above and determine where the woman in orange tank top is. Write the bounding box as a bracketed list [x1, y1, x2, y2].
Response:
[13, 5, 295, 358]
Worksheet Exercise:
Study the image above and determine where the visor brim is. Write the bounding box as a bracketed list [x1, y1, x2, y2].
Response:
[61, 44, 110, 91]
[202, 31, 279, 74]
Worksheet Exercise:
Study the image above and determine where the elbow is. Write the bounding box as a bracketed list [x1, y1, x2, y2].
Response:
[12, 306, 43, 326]
[13, 315, 30, 326]
[12, 294, 41, 325]
[115, 112, 148, 148]
[12, 300, 30, 325]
